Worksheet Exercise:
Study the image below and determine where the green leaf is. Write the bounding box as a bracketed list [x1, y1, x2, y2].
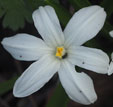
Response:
[0, 76, 18, 95]
[46, 83, 69, 107]
[0, 7, 5, 18]
[45, 0, 71, 26]
[3, 10, 25, 31]
[0, 0, 32, 31]
[48, 0, 59, 4]
[24, 0, 45, 11]
[68, 0, 90, 10]
[101, 0, 113, 18]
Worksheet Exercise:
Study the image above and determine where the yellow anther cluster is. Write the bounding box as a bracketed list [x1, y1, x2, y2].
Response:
[55, 47, 64, 59]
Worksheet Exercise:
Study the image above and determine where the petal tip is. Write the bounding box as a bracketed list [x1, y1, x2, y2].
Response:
[13, 91, 25, 98]
[1, 37, 7, 46]
[109, 30, 113, 38]
[108, 60, 113, 76]
[84, 93, 97, 105]
[111, 53, 113, 59]
[90, 94, 97, 104]
[108, 69, 113, 76]
[91, 5, 106, 18]
[13, 88, 21, 98]
[1, 37, 11, 50]
[13, 84, 26, 98]
[108, 72, 112, 76]
[13, 83, 21, 98]
[13, 79, 26, 98]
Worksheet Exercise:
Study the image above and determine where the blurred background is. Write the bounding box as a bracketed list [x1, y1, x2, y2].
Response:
[0, 0, 113, 107]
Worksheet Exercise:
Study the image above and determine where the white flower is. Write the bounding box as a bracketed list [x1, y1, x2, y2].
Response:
[1, 5, 109, 105]
[109, 30, 113, 38]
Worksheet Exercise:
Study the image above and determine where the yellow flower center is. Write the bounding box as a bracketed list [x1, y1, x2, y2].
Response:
[55, 47, 65, 59]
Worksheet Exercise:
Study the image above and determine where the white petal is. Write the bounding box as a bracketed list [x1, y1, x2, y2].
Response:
[13, 55, 60, 97]
[64, 5, 106, 47]
[108, 53, 113, 75]
[112, 52, 113, 59]
[1, 33, 52, 61]
[32, 6, 64, 47]
[58, 60, 97, 105]
[109, 30, 113, 38]
[68, 46, 109, 74]
[108, 61, 113, 75]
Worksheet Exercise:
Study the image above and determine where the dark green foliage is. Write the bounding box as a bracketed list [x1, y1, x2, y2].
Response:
[0, 0, 45, 31]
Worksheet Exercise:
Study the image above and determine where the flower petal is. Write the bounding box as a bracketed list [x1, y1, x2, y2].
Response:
[64, 5, 106, 47]
[112, 52, 113, 59]
[1, 33, 52, 61]
[108, 61, 113, 75]
[13, 55, 60, 97]
[32, 6, 64, 47]
[108, 53, 113, 75]
[109, 30, 113, 38]
[58, 60, 97, 105]
[68, 46, 109, 74]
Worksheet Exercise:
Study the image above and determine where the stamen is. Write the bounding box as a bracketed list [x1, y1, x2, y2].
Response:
[55, 47, 66, 59]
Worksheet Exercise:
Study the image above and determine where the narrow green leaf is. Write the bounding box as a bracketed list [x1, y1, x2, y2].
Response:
[0, 76, 18, 95]
[45, 0, 71, 26]
[46, 83, 69, 107]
